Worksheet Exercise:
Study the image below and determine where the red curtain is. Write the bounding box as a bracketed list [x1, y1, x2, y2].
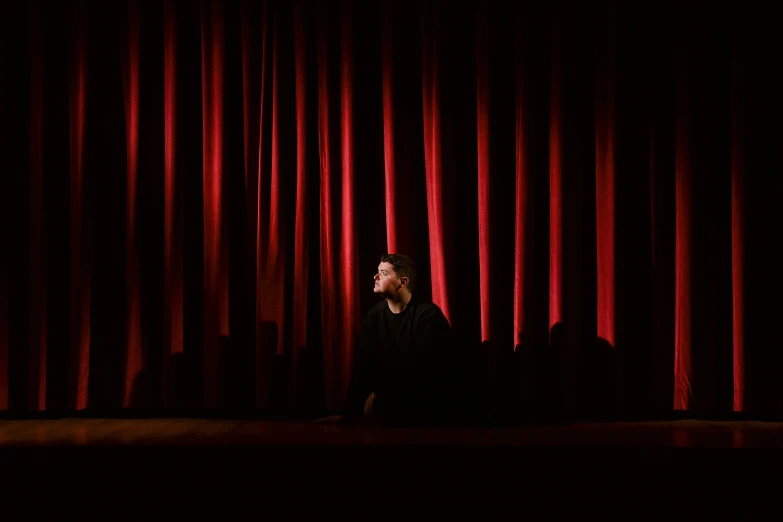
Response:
[2, 0, 781, 417]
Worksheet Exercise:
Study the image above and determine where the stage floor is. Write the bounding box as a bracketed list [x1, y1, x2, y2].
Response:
[1, 417, 783, 447]
[2, 418, 782, 520]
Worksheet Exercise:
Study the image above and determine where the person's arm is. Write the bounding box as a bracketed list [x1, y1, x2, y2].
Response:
[413, 305, 456, 421]
[314, 312, 376, 424]
[343, 315, 376, 421]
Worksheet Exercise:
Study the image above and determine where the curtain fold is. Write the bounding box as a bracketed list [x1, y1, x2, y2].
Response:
[122, 0, 142, 408]
[28, 0, 47, 411]
[162, 0, 183, 407]
[68, 0, 90, 410]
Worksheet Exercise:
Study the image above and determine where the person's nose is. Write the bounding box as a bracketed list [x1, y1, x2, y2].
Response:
[373, 273, 379, 281]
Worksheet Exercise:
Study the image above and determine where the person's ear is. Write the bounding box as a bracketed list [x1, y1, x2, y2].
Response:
[400, 277, 409, 288]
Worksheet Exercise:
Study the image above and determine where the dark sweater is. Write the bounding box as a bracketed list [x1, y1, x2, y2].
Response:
[344, 295, 455, 424]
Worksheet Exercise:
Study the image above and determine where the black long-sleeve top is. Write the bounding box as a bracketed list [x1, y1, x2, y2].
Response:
[343, 295, 455, 424]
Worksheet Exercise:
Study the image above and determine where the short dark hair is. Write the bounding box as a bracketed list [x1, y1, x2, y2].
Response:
[380, 253, 417, 292]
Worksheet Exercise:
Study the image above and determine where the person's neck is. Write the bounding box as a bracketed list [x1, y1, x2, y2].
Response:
[386, 292, 412, 314]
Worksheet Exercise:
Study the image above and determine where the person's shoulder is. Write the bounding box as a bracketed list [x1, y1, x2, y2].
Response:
[412, 300, 448, 322]
[415, 301, 442, 314]
[363, 300, 388, 321]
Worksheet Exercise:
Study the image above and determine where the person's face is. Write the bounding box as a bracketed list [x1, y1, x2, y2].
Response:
[373, 262, 406, 296]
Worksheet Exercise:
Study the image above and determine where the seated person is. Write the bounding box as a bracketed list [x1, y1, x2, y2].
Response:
[317, 253, 463, 426]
